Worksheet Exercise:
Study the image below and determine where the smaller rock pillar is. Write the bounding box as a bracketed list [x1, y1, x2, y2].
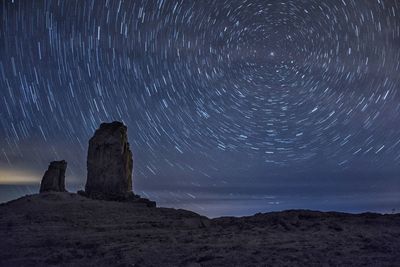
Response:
[39, 160, 67, 193]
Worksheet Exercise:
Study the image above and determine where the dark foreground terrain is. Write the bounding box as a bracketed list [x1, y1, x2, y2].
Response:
[0, 193, 399, 266]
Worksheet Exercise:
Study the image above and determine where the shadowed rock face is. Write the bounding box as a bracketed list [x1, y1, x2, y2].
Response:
[85, 121, 133, 199]
[39, 160, 67, 193]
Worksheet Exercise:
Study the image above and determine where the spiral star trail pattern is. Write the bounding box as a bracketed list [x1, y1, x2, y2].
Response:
[0, 0, 399, 216]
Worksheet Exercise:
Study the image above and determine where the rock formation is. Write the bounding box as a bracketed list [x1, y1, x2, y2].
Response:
[80, 121, 155, 207]
[39, 160, 67, 193]
[85, 121, 133, 199]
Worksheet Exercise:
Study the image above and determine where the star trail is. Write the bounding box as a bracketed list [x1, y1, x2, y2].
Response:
[1, 0, 399, 216]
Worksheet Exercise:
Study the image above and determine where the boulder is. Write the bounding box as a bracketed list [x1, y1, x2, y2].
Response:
[39, 160, 67, 193]
[85, 121, 133, 199]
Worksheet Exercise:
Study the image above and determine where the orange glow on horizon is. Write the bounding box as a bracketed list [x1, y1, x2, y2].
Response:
[0, 169, 41, 185]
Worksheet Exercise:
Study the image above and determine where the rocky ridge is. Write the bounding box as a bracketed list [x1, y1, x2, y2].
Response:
[0, 192, 399, 266]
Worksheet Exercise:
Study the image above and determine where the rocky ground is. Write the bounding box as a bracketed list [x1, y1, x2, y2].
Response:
[0, 192, 399, 266]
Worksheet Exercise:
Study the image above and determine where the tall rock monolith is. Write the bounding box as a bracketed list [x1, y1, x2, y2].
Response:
[85, 121, 133, 199]
[39, 160, 67, 193]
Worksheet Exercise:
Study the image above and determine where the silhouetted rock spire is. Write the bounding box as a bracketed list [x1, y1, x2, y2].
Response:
[85, 121, 134, 199]
[39, 160, 67, 193]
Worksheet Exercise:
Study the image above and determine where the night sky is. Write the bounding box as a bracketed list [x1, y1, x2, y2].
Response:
[1, 0, 399, 217]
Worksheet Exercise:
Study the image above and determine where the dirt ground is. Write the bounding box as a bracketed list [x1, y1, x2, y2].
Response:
[1, 192, 399, 266]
